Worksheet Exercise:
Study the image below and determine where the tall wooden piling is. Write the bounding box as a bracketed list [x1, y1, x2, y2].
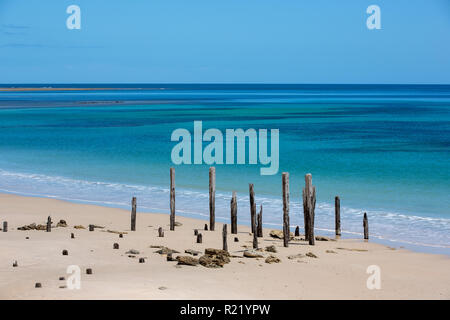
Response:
[2, 221, 7, 232]
[249, 183, 256, 234]
[209, 167, 216, 231]
[257, 204, 263, 237]
[252, 217, 258, 249]
[302, 174, 316, 245]
[282, 172, 290, 247]
[46, 216, 51, 232]
[335, 196, 341, 236]
[230, 191, 237, 234]
[303, 198, 309, 240]
[131, 197, 137, 231]
[222, 224, 228, 251]
[363, 212, 369, 240]
[170, 168, 175, 231]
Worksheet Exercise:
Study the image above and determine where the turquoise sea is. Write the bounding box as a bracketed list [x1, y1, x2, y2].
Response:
[0, 84, 449, 254]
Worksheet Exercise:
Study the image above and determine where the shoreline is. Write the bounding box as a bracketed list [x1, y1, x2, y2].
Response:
[1, 193, 449, 299]
[1, 187, 448, 256]
[0, 87, 163, 92]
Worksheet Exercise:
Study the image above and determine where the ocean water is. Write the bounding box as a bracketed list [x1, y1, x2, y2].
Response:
[0, 84, 449, 254]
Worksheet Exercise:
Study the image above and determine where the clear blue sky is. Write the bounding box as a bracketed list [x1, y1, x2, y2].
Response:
[1, 0, 449, 84]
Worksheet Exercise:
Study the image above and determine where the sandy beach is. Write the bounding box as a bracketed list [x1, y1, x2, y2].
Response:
[0, 193, 448, 300]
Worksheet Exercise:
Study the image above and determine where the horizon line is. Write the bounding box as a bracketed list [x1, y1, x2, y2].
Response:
[1, 83, 449, 86]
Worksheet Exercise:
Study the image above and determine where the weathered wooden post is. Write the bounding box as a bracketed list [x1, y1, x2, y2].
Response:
[197, 233, 202, 243]
[46, 216, 52, 232]
[222, 224, 228, 251]
[209, 167, 216, 231]
[2, 221, 7, 232]
[282, 172, 290, 247]
[170, 167, 176, 231]
[295, 226, 300, 237]
[363, 212, 369, 240]
[252, 217, 258, 249]
[302, 174, 316, 245]
[131, 197, 137, 231]
[194, 229, 198, 236]
[335, 196, 341, 236]
[303, 196, 309, 241]
[158, 227, 164, 237]
[89, 224, 94, 232]
[204, 223, 208, 231]
[249, 183, 256, 234]
[257, 204, 263, 237]
[230, 191, 237, 234]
